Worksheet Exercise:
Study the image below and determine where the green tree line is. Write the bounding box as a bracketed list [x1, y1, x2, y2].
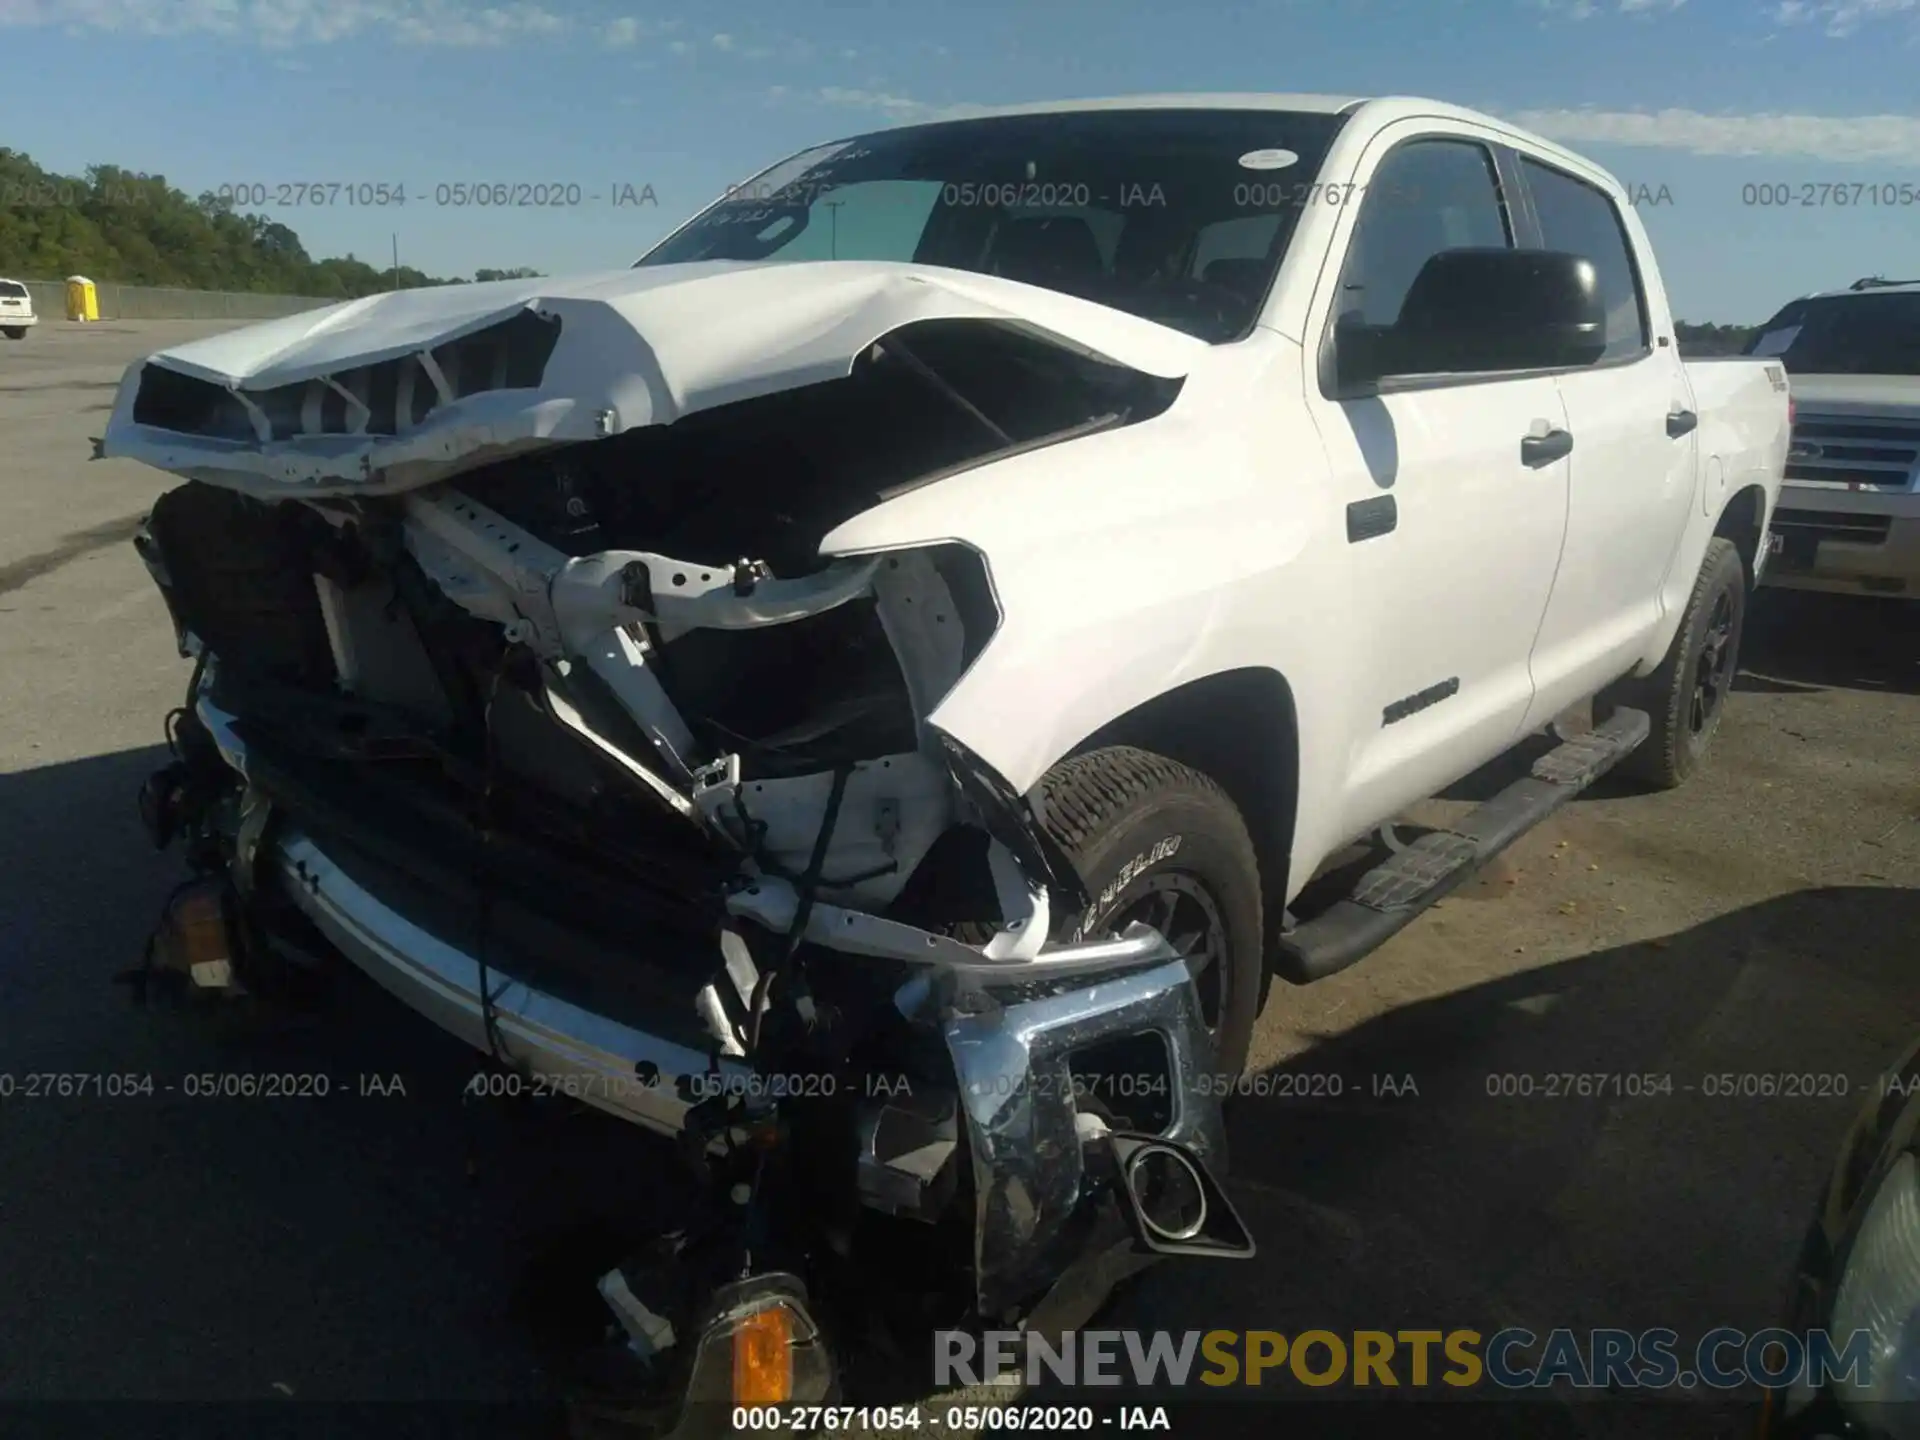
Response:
[1673, 321, 1760, 356]
[0, 150, 542, 297]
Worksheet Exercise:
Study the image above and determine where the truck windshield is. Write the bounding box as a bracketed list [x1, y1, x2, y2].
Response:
[1744, 292, 1920, 375]
[635, 108, 1349, 344]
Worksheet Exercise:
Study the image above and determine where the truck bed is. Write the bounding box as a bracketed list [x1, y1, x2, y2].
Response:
[1684, 355, 1793, 533]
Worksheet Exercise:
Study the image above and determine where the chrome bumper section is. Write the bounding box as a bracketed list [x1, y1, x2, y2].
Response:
[275, 828, 745, 1135]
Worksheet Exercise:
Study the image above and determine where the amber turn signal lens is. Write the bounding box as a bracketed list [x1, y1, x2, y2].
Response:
[732, 1305, 794, 1406]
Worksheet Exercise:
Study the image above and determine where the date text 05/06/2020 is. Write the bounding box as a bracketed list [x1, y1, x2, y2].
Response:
[208, 182, 659, 209]
[459, 1070, 912, 1102]
[0, 1072, 408, 1099]
[730, 1404, 1166, 1432]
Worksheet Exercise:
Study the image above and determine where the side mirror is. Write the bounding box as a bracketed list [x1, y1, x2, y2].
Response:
[1100, 1131, 1255, 1260]
[1360, 248, 1608, 384]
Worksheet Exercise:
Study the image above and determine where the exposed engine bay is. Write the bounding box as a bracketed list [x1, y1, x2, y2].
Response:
[124, 307, 1249, 1400]
[139, 318, 1186, 953]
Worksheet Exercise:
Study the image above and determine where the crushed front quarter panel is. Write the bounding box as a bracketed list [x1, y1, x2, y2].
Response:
[113, 254, 1242, 983]
[98, 261, 1205, 500]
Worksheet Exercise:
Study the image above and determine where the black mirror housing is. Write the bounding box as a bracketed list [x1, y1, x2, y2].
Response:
[1358, 248, 1608, 383]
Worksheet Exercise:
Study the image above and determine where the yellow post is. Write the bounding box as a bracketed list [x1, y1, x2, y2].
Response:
[65, 276, 99, 322]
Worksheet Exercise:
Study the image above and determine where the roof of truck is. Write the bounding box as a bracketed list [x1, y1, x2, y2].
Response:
[902, 94, 1369, 119]
[864, 94, 1612, 186]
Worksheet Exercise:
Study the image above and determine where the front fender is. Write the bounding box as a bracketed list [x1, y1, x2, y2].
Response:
[822, 416, 1316, 788]
[820, 389, 1361, 893]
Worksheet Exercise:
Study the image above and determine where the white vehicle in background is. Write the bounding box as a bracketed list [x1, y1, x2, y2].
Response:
[1747, 277, 1920, 598]
[0, 279, 36, 339]
[100, 94, 1789, 1430]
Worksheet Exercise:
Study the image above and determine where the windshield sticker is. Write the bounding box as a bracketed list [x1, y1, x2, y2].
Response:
[1238, 148, 1300, 171]
[1750, 325, 1801, 357]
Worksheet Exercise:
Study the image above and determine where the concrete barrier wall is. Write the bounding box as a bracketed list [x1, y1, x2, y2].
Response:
[20, 280, 331, 322]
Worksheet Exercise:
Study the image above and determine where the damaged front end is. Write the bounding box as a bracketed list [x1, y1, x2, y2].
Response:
[111, 278, 1247, 1420]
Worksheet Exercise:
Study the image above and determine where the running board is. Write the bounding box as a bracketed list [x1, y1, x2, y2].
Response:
[1274, 707, 1651, 984]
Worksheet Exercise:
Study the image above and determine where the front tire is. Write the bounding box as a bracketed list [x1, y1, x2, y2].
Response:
[1603, 536, 1747, 790]
[1036, 745, 1264, 1078]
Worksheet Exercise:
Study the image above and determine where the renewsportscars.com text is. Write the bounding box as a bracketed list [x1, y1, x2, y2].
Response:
[935, 1327, 1873, 1392]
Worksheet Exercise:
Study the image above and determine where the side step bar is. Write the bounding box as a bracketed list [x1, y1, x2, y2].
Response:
[1274, 706, 1651, 984]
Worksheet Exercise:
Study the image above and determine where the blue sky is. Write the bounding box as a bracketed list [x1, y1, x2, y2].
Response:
[1, 0, 1917, 321]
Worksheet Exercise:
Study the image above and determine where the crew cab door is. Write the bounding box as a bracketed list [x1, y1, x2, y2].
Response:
[1511, 155, 1700, 727]
[1302, 130, 1571, 840]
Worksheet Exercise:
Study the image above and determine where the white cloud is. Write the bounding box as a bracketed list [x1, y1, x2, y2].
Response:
[1533, 0, 1687, 17]
[1768, 0, 1917, 34]
[0, 0, 246, 35]
[601, 14, 674, 48]
[0, 0, 836, 55]
[0, 0, 574, 46]
[809, 86, 989, 123]
[1508, 105, 1920, 162]
[393, 4, 568, 47]
[815, 85, 925, 120]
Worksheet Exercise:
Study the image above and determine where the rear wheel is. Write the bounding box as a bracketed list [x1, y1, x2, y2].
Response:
[3, 327, 26, 340]
[1037, 745, 1264, 1079]
[1602, 536, 1747, 789]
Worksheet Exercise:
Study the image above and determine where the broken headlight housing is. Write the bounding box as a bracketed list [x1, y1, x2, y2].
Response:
[1770, 1042, 1920, 1440]
[1830, 1152, 1920, 1434]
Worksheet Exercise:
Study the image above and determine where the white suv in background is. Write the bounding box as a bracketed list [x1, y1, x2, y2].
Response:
[0, 279, 37, 339]
[1747, 277, 1920, 599]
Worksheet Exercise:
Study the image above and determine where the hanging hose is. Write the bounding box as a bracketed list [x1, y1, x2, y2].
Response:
[473, 644, 531, 1077]
[746, 762, 853, 1057]
[732, 763, 853, 1276]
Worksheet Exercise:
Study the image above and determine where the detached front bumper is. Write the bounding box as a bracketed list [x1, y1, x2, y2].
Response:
[187, 685, 1226, 1317]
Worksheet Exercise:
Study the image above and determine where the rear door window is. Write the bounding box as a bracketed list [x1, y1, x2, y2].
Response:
[1518, 158, 1649, 362]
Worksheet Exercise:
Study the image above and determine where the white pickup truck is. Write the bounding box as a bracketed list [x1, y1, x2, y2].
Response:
[103, 93, 1788, 1417]
[1745, 277, 1920, 598]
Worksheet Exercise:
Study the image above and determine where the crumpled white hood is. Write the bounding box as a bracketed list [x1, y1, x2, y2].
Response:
[100, 260, 1206, 498]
